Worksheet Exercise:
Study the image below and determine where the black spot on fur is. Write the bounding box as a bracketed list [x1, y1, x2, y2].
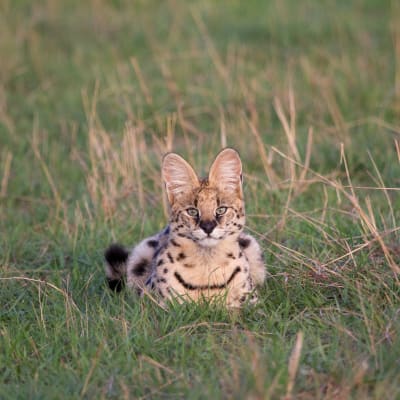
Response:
[147, 240, 159, 248]
[167, 252, 174, 263]
[174, 272, 196, 290]
[104, 244, 129, 272]
[132, 259, 149, 276]
[238, 237, 251, 249]
[227, 252, 236, 259]
[157, 259, 164, 266]
[184, 263, 194, 268]
[157, 277, 167, 283]
[177, 252, 186, 261]
[107, 278, 124, 292]
[163, 268, 168, 274]
[170, 239, 181, 247]
[174, 266, 241, 291]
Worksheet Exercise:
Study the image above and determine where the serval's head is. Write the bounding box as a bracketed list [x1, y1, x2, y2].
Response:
[162, 148, 245, 247]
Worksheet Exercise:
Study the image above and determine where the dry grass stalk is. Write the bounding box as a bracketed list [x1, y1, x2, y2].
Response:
[297, 127, 314, 194]
[219, 105, 227, 148]
[190, 8, 229, 85]
[81, 343, 104, 397]
[160, 62, 181, 104]
[395, 139, 400, 162]
[0, 150, 12, 198]
[392, 2, 400, 108]
[320, 83, 350, 144]
[124, 121, 145, 210]
[130, 57, 153, 106]
[367, 150, 396, 229]
[352, 359, 369, 388]
[82, 83, 160, 216]
[244, 87, 316, 197]
[356, 281, 377, 357]
[178, 103, 208, 139]
[0, 276, 81, 314]
[274, 94, 300, 163]
[268, 138, 400, 279]
[340, 146, 400, 277]
[247, 117, 279, 189]
[288, 207, 339, 245]
[31, 123, 64, 213]
[285, 331, 304, 399]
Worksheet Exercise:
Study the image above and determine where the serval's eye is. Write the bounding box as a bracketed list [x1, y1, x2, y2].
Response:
[215, 206, 227, 216]
[186, 207, 199, 217]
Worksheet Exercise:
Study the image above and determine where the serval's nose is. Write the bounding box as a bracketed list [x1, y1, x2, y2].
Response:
[199, 220, 217, 235]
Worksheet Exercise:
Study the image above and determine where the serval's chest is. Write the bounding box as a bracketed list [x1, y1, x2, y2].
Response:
[148, 235, 254, 306]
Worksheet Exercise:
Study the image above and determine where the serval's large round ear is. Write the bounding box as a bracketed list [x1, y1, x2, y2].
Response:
[208, 148, 243, 197]
[162, 153, 199, 204]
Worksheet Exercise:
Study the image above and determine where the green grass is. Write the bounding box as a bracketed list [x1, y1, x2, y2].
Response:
[1, 0, 400, 398]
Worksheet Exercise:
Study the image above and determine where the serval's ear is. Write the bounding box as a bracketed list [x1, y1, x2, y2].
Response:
[162, 153, 199, 204]
[208, 148, 243, 198]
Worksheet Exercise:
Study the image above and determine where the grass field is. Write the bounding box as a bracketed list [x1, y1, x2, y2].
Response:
[1, 0, 400, 398]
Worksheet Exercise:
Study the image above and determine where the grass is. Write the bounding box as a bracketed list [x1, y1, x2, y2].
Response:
[1, 0, 400, 398]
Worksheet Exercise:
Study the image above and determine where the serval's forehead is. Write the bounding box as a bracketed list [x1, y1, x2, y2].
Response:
[194, 187, 219, 206]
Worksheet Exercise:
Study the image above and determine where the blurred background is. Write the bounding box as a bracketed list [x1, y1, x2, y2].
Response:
[1, 0, 399, 222]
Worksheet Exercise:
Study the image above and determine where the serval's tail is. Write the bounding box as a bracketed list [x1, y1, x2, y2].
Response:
[104, 244, 129, 292]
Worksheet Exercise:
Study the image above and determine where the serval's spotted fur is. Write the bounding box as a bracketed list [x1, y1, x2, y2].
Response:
[105, 148, 265, 308]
